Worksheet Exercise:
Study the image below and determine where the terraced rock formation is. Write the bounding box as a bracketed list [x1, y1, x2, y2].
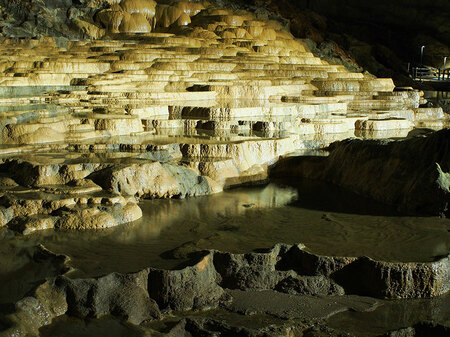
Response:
[0, 1, 449, 336]
[1, 1, 448, 233]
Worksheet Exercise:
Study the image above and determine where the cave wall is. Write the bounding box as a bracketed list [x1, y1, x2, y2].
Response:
[240, 0, 448, 84]
[304, 2, 448, 48]
[293, 0, 450, 70]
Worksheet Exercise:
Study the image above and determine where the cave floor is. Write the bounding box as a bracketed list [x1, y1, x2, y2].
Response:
[1, 181, 449, 336]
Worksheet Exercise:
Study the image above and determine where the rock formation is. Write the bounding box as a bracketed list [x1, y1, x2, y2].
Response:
[2, 243, 449, 336]
[0, 1, 447, 233]
[234, 0, 450, 85]
[271, 129, 450, 217]
[0, 1, 448, 336]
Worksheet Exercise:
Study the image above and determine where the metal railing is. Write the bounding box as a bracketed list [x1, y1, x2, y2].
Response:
[410, 66, 450, 81]
[437, 68, 450, 80]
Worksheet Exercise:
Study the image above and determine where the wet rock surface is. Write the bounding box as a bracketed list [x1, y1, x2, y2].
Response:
[1, 243, 449, 336]
[0, 243, 70, 304]
[60, 270, 160, 324]
[0, 181, 449, 335]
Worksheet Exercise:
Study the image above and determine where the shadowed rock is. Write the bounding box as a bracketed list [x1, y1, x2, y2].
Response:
[148, 252, 224, 311]
[59, 270, 160, 324]
[0, 243, 448, 336]
[382, 322, 450, 337]
[271, 129, 450, 217]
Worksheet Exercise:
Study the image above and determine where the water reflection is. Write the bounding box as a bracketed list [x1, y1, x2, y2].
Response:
[1, 182, 449, 281]
[135, 183, 299, 238]
[284, 178, 399, 216]
[328, 293, 450, 336]
[40, 316, 144, 337]
[25, 183, 299, 277]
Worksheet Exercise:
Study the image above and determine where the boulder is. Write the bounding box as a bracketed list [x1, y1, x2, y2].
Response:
[89, 161, 214, 198]
[59, 270, 160, 324]
[148, 253, 224, 311]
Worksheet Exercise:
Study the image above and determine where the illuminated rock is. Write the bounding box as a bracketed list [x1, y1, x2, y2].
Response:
[0, 1, 447, 233]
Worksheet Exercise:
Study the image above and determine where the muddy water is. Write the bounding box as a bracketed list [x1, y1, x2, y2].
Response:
[39, 294, 450, 337]
[328, 293, 450, 336]
[1, 180, 448, 283]
[37, 292, 450, 337]
[1, 179, 449, 335]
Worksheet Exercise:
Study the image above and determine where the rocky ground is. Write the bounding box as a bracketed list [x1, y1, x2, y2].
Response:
[1, 243, 449, 336]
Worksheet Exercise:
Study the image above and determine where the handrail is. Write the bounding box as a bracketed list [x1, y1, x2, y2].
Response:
[410, 66, 450, 81]
[437, 68, 450, 80]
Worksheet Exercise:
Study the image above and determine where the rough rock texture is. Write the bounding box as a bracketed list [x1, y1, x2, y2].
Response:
[0, 183, 143, 232]
[382, 323, 450, 337]
[60, 270, 160, 324]
[89, 161, 214, 198]
[271, 129, 450, 217]
[1, 242, 449, 336]
[1, 270, 159, 336]
[333, 255, 450, 299]
[148, 253, 224, 311]
[164, 315, 349, 337]
[214, 244, 345, 295]
[0, 244, 71, 305]
[0, 0, 101, 39]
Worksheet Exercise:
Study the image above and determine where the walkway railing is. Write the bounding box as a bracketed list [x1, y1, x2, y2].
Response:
[410, 66, 450, 81]
[437, 68, 450, 80]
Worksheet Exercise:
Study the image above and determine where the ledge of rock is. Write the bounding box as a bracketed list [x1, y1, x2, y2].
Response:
[1, 243, 448, 336]
[271, 128, 450, 217]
